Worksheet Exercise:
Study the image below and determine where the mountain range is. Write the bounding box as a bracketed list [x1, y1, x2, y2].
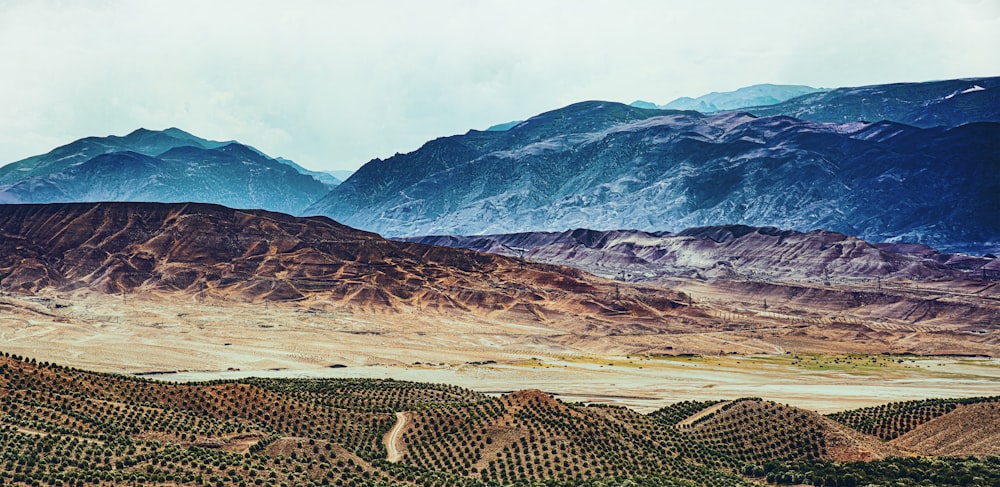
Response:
[0, 128, 334, 215]
[2, 77, 996, 254]
[307, 77, 1000, 253]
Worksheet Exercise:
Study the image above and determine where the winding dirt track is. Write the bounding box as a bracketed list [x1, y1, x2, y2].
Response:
[676, 401, 731, 429]
[385, 412, 408, 462]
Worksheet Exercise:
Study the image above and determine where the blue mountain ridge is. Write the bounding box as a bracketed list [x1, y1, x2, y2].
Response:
[305, 77, 1000, 254]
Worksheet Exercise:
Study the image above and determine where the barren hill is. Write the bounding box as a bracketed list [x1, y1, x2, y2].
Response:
[0, 201, 689, 322]
[403, 225, 993, 283]
[2, 202, 997, 370]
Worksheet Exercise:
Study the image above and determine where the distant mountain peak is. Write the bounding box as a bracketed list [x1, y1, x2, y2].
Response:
[637, 84, 825, 113]
[485, 120, 523, 132]
[162, 126, 195, 137]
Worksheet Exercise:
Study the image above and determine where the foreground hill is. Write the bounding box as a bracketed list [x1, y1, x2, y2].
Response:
[673, 398, 900, 463]
[891, 401, 1000, 457]
[0, 128, 331, 214]
[307, 79, 1000, 253]
[1, 353, 998, 486]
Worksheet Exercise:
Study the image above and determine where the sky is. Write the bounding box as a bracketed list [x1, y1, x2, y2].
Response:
[1, 0, 998, 173]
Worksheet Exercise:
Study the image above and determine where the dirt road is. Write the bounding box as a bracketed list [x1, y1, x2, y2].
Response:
[385, 411, 407, 462]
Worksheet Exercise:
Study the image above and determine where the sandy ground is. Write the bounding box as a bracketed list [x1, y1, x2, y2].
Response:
[2, 290, 998, 414]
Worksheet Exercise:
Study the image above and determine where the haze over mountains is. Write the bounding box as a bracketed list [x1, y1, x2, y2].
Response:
[308, 77, 999, 254]
[0, 127, 335, 215]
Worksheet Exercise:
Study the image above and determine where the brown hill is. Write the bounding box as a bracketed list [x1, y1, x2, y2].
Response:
[0, 202, 687, 321]
[403, 226, 1000, 343]
[891, 400, 1000, 457]
[403, 226, 992, 283]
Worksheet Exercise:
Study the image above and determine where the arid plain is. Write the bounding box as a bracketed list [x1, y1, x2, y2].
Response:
[3, 278, 997, 415]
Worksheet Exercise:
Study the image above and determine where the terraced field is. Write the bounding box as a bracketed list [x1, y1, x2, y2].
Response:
[2, 352, 999, 486]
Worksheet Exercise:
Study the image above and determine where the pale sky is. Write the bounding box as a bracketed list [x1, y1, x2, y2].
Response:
[1, 0, 998, 172]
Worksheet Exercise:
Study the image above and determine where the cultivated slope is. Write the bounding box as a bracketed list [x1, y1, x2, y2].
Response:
[830, 396, 1000, 457]
[4, 354, 999, 486]
[308, 80, 1000, 252]
[674, 398, 900, 463]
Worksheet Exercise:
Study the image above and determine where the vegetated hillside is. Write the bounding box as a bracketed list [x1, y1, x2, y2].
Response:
[402, 225, 994, 283]
[391, 389, 748, 485]
[745, 76, 1000, 128]
[3, 353, 998, 487]
[308, 84, 1000, 253]
[0, 352, 479, 486]
[0, 353, 754, 486]
[672, 398, 899, 464]
[648, 400, 723, 426]
[650, 83, 825, 113]
[0, 128, 332, 214]
[0, 202, 687, 320]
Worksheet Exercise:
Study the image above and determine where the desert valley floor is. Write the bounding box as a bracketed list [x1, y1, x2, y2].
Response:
[3, 282, 997, 414]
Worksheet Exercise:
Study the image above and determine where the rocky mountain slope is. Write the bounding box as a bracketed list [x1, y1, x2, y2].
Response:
[402, 226, 995, 282]
[745, 76, 1000, 127]
[0, 128, 332, 214]
[306, 82, 1000, 252]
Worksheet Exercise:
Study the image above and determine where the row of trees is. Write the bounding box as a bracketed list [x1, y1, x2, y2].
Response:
[754, 456, 1000, 487]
